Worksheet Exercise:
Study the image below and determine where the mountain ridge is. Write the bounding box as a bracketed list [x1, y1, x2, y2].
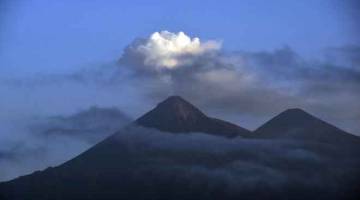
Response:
[1, 97, 360, 200]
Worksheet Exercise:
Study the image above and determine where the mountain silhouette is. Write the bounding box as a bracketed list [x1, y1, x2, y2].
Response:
[254, 108, 360, 144]
[1, 99, 360, 200]
[136, 96, 251, 138]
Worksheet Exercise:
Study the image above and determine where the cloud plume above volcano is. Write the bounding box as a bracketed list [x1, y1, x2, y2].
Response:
[120, 31, 221, 71]
[2, 31, 359, 135]
[116, 31, 360, 134]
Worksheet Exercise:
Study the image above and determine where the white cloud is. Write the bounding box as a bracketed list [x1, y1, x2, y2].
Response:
[132, 31, 221, 69]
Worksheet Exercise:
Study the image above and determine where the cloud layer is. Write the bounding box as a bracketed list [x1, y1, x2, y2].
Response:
[112, 126, 360, 198]
[8, 126, 358, 199]
[0, 106, 131, 181]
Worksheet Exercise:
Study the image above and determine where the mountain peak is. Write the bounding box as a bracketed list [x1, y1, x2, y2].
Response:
[278, 108, 315, 120]
[162, 95, 187, 103]
[283, 107, 310, 114]
[152, 95, 206, 120]
[254, 108, 359, 144]
[135, 96, 251, 137]
[284, 108, 306, 113]
[158, 95, 202, 110]
[255, 108, 324, 135]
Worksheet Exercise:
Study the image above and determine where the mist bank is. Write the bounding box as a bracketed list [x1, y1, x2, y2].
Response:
[2, 125, 359, 199]
[0, 106, 131, 181]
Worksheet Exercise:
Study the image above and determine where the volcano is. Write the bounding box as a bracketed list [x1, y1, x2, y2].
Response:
[254, 108, 360, 144]
[1, 98, 360, 200]
[136, 96, 251, 137]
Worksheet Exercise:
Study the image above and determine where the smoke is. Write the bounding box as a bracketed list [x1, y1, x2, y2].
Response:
[1, 31, 358, 135]
[120, 31, 221, 70]
[116, 32, 360, 134]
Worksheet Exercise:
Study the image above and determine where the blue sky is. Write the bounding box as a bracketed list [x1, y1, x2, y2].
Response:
[0, 0, 358, 77]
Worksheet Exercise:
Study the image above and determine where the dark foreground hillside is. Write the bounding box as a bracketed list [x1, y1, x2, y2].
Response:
[1, 125, 360, 200]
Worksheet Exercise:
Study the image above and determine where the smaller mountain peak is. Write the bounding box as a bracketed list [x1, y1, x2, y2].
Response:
[256, 108, 317, 128]
[254, 107, 360, 144]
[254, 108, 318, 134]
[282, 107, 313, 116]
